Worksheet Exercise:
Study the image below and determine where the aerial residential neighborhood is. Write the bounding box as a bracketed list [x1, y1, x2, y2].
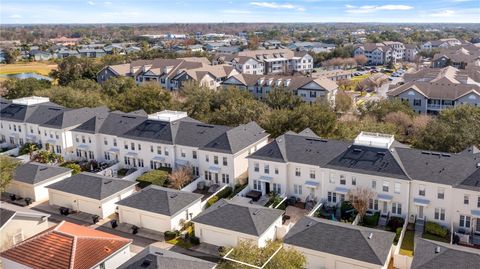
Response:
[0, 1, 479, 269]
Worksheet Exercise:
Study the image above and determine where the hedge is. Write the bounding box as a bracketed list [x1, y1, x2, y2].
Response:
[205, 186, 233, 208]
[387, 216, 405, 232]
[164, 230, 180, 241]
[393, 227, 402, 245]
[425, 221, 448, 238]
[136, 169, 169, 188]
[362, 212, 380, 227]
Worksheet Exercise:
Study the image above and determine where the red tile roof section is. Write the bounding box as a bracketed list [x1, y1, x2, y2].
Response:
[0, 221, 131, 269]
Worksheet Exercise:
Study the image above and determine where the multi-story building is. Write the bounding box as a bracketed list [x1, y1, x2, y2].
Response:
[213, 49, 314, 75]
[222, 73, 338, 105]
[97, 57, 222, 90]
[388, 66, 480, 114]
[70, 109, 269, 188]
[354, 42, 405, 65]
[0, 96, 108, 158]
[421, 38, 462, 50]
[432, 44, 480, 69]
[404, 44, 419, 62]
[247, 131, 480, 245]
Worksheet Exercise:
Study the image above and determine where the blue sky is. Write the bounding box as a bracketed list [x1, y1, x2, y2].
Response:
[1, 0, 479, 24]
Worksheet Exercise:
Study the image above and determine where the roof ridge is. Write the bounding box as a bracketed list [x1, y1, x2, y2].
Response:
[359, 229, 385, 265]
[69, 234, 77, 269]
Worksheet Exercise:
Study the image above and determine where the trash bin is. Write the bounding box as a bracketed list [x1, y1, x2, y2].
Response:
[110, 219, 118, 229]
[132, 225, 139, 235]
[9, 194, 16, 201]
[24, 198, 32, 206]
[92, 215, 100, 224]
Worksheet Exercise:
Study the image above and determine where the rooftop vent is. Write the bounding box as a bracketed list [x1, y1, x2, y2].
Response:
[252, 209, 261, 215]
[104, 180, 112, 185]
[368, 233, 373, 239]
[306, 221, 314, 227]
[170, 193, 178, 199]
[435, 246, 441, 254]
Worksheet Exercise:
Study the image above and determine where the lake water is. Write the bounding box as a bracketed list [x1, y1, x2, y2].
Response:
[0, 72, 53, 81]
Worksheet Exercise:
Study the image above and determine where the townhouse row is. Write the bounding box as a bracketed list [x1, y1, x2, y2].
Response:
[0, 96, 269, 189]
[246, 130, 480, 243]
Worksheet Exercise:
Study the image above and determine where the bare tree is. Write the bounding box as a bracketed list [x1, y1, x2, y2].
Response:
[348, 187, 375, 221]
[168, 166, 193, 190]
[354, 55, 368, 66]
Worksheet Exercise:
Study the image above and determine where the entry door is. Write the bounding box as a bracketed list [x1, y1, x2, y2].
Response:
[475, 219, 480, 235]
[418, 206, 424, 219]
[382, 201, 388, 213]
[265, 182, 270, 195]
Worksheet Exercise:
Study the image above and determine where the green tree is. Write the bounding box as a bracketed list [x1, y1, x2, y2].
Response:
[19, 142, 39, 160]
[35, 86, 106, 108]
[265, 88, 302, 110]
[359, 99, 414, 121]
[0, 156, 20, 192]
[209, 88, 269, 126]
[50, 56, 100, 85]
[101, 77, 136, 96]
[179, 82, 215, 122]
[335, 90, 352, 113]
[414, 106, 480, 153]
[218, 240, 305, 269]
[1, 78, 52, 99]
[3, 48, 20, 64]
[112, 83, 172, 113]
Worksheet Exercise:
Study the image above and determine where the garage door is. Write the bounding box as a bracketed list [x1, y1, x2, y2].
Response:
[201, 228, 238, 247]
[50, 192, 74, 208]
[78, 199, 100, 216]
[120, 209, 141, 226]
[141, 214, 170, 232]
[305, 254, 326, 269]
[335, 260, 369, 269]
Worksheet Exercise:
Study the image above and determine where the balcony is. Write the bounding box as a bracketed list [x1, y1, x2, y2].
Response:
[426, 104, 454, 110]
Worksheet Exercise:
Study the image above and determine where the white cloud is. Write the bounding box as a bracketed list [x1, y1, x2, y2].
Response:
[345, 4, 414, 13]
[250, 1, 305, 11]
[103, 1, 112, 6]
[10, 14, 22, 18]
[87, 1, 94, 5]
[431, 10, 455, 17]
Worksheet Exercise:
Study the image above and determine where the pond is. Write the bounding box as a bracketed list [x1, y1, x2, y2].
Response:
[0, 72, 53, 81]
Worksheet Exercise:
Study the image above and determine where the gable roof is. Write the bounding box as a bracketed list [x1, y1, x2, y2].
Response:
[0, 208, 16, 229]
[0, 221, 131, 269]
[41, 107, 110, 129]
[411, 239, 480, 269]
[13, 162, 71, 185]
[201, 121, 268, 154]
[116, 186, 202, 216]
[0, 202, 50, 230]
[193, 199, 283, 236]
[284, 216, 395, 266]
[46, 172, 137, 200]
[118, 245, 216, 269]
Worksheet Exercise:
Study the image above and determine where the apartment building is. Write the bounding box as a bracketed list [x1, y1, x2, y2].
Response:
[222, 73, 338, 104]
[421, 38, 462, 50]
[70, 109, 269, 187]
[213, 49, 314, 75]
[388, 66, 480, 114]
[354, 42, 405, 65]
[96, 57, 228, 90]
[432, 44, 480, 69]
[247, 131, 480, 245]
[0, 96, 108, 158]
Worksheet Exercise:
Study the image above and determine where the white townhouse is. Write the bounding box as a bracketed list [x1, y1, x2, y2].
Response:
[0, 96, 108, 159]
[222, 74, 338, 105]
[213, 48, 314, 75]
[248, 130, 480, 246]
[71, 109, 269, 188]
[247, 131, 410, 220]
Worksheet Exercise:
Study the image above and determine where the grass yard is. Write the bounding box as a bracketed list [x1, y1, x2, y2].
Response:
[0, 62, 57, 76]
[399, 230, 415, 256]
[423, 233, 450, 243]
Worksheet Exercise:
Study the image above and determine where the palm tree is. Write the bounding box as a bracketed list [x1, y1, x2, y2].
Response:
[26, 143, 39, 160]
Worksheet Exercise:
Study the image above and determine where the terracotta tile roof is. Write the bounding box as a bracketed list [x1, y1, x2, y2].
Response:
[0, 221, 131, 269]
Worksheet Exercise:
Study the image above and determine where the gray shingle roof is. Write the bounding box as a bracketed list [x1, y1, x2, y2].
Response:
[192, 199, 283, 236]
[46, 172, 137, 200]
[13, 162, 71, 185]
[122, 119, 175, 144]
[284, 216, 395, 266]
[116, 186, 202, 216]
[173, 121, 230, 148]
[41, 106, 109, 129]
[118, 245, 216, 269]
[0, 103, 60, 123]
[411, 239, 480, 269]
[201, 121, 268, 154]
[97, 111, 148, 136]
[248, 132, 349, 166]
[0, 208, 16, 229]
[326, 145, 410, 180]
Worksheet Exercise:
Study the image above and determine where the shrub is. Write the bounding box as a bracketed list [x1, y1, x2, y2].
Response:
[164, 231, 177, 241]
[136, 169, 169, 188]
[206, 196, 219, 208]
[190, 236, 200, 245]
[425, 221, 448, 238]
[393, 227, 402, 245]
[61, 163, 82, 175]
[387, 216, 405, 232]
[216, 186, 233, 199]
[362, 212, 380, 227]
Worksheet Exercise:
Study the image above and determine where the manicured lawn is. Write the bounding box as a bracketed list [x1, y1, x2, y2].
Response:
[0, 63, 57, 76]
[423, 233, 450, 243]
[399, 230, 415, 256]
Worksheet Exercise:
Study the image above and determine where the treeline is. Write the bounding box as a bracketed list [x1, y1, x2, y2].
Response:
[2, 72, 479, 154]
